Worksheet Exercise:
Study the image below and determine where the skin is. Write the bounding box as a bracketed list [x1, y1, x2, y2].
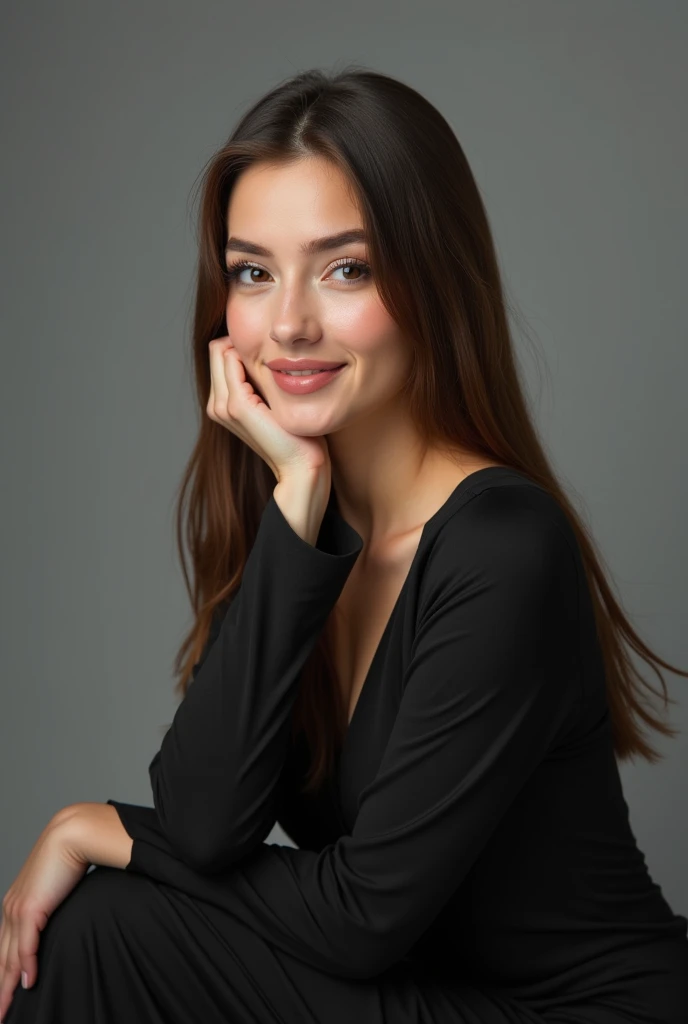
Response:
[0, 153, 498, 1019]
[0, 808, 96, 1018]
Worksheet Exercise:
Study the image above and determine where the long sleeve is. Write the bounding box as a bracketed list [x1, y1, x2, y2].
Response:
[105, 602, 225, 868]
[111, 486, 583, 980]
[107, 490, 363, 874]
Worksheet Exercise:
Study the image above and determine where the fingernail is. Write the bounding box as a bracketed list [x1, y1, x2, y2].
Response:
[22, 969, 28, 988]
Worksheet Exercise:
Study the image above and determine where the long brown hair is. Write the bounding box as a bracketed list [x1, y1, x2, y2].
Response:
[169, 64, 686, 795]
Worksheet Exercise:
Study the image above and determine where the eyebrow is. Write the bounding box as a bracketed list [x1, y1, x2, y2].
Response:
[224, 228, 367, 259]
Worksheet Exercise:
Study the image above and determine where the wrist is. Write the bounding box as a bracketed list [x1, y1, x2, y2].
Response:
[273, 470, 330, 546]
[52, 802, 133, 870]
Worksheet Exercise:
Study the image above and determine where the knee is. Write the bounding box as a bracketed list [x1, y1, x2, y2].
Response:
[44, 866, 155, 952]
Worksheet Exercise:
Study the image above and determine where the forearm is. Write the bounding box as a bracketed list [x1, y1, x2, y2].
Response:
[145, 478, 363, 873]
[56, 802, 133, 870]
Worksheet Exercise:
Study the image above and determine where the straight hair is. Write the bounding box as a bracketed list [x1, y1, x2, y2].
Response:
[169, 65, 686, 795]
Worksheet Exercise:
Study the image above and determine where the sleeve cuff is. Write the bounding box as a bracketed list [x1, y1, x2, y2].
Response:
[106, 799, 163, 873]
[265, 490, 363, 561]
[243, 491, 363, 606]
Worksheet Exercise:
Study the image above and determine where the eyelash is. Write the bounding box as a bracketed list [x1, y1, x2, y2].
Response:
[223, 256, 372, 287]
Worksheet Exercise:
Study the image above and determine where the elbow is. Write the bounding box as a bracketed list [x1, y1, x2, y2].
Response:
[178, 815, 276, 874]
[153, 808, 253, 875]
[148, 753, 278, 874]
[151, 799, 250, 875]
[186, 815, 276, 875]
[148, 769, 227, 873]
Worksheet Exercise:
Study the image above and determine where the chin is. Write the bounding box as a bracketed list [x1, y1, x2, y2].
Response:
[275, 407, 340, 436]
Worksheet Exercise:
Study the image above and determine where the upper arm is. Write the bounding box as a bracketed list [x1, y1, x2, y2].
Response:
[189, 601, 230, 684]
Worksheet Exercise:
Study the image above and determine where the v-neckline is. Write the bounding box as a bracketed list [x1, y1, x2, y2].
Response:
[333, 464, 525, 760]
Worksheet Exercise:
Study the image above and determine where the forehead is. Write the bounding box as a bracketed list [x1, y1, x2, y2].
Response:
[226, 157, 362, 243]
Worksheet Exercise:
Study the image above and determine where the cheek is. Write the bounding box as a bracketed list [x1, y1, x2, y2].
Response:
[225, 302, 263, 357]
[336, 297, 403, 361]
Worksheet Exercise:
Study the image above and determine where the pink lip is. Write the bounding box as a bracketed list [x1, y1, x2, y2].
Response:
[270, 365, 346, 395]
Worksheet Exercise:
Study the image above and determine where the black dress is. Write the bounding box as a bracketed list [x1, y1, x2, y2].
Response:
[7, 466, 688, 1023]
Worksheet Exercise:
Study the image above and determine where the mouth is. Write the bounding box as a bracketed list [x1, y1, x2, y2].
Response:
[273, 365, 346, 376]
[269, 364, 347, 394]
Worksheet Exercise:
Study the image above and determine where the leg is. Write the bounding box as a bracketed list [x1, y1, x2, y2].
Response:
[4, 865, 549, 1024]
[4, 866, 300, 1024]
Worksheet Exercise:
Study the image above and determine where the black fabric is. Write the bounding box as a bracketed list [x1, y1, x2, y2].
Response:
[7, 467, 688, 1023]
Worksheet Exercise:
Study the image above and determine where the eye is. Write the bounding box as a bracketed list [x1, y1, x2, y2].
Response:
[223, 259, 269, 285]
[328, 257, 372, 285]
[223, 257, 372, 287]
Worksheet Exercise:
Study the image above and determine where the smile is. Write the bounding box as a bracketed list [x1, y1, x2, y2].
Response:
[269, 365, 347, 394]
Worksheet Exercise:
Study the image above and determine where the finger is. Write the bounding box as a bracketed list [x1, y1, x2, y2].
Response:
[0, 909, 10, 986]
[206, 340, 254, 458]
[207, 340, 217, 408]
[222, 345, 248, 407]
[211, 343, 257, 439]
[223, 346, 266, 411]
[207, 337, 232, 418]
[207, 341, 282, 479]
[0, 929, 20, 1021]
[18, 911, 41, 990]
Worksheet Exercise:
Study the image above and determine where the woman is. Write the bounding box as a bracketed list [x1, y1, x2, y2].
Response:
[2, 66, 687, 1024]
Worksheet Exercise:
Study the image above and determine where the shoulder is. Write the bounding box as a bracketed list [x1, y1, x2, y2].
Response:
[435, 479, 575, 563]
[419, 482, 579, 609]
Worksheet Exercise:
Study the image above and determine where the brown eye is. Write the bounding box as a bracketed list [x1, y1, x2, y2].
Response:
[224, 260, 269, 285]
[329, 259, 372, 285]
[223, 257, 372, 287]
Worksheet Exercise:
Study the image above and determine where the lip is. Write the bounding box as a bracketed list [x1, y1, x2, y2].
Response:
[269, 364, 347, 395]
[265, 359, 346, 370]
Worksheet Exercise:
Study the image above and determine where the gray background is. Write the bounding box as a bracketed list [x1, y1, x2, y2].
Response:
[2, 0, 686, 918]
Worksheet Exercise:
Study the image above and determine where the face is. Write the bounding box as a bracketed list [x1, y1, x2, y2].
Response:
[223, 155, 413, 436]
